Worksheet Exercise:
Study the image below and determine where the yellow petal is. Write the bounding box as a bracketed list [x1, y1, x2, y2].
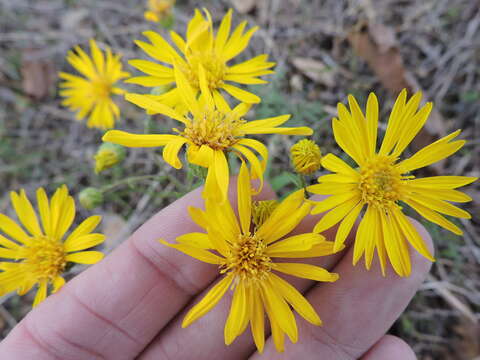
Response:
[320, 153, 359, 177]
[0, 214, 31, 245]
[221, 83, 260, 103]
[311, 191, 358, 215]
[37, 187, 52, 237]
[103, 130, 180, 148]
[213, 150, 229, 202]
[266, 233, 325, 257]
[187, 206, 209, 229]
[65, 251, 104, 264]
[198, 65, 214, 111]
[224, 280, 248, 345]
[263, 202, 311, 244]
[0, 234, 20, 249]
[159, 240, 223, 264]
[125, 93, 184, 123]
[382, 212, 411, 277]
[65, 215, 102, 244]
[334, 202, 363, 252]
[365, 92, 379, 155]
[397, 130, 464, 172]
[182, 274, 233, 328]
[176, 232, 211, 249]
[33, 281, 48, 307]
[249, 284, 265, 353]
[174, 65, 200, 116]
[162, 137, 187, 169]
[214, 9, 232, 53]
[274, 263, 339, 282]
[10, 190, 42, 237]
[392, 208, 434, 262]
[271, 273, 322, 326]
[408, 176, 477, 189]
[64, 234, 105, 253]
[406, 193, 471, 219]
[313, 195, 361, 233]
[52, 276, 66, 293]
[405, 199, 463, 235]
[237, 161, 252, 234]
[232, 144, 264, 194]
[261, 279, 298, 343]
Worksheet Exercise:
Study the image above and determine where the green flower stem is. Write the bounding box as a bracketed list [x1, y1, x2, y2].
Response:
[100, 175, 162, 193]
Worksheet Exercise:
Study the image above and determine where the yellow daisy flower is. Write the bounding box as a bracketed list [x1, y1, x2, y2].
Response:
[0, 185, 105, 307]
[309, 89, 477, 277]
[161, 163, 339, 353]
[103, 65, 312, 201]
[127, 8, 275, 107]
[59, 39, 130, 130]
[144, 0, 175, 23]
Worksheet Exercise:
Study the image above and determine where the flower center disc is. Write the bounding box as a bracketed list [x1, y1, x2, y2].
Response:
[92, 78, 112, 100]
[182, 110, 244, 150]
[358, 155, 403, 209]
[24, 236, 67, 281]
[185, 52, 226, 90]
[221, 234, 272, 284]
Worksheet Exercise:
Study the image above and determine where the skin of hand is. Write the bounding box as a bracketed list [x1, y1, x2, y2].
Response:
[0, 180, 431, 360]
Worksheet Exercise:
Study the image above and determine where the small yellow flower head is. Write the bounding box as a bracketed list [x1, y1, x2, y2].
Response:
[94, 142, 126, 174]
[144, 0, 175, 23]
[290, 139, 322, 175]
[0, 185, 105, 307]
[252, 200, 278, 228]
[79, 187, 104, 210]
[59, 39, 130, 130]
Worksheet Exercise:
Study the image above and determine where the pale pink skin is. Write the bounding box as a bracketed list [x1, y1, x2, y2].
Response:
[0, 179, 430, 360]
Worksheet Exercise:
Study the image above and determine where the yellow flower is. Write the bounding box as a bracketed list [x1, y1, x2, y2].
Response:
[0, 185, 105, 307]
[309, 90, 477, 277]
[94, 142, 126, 173]
[59, 39, 130, 130]
[144, 0, 175, 23]
[103, 66, 312, 201]
[127, 8, 275, 107]
[290, 139, 322, 175]
[161, 163, 339, 353]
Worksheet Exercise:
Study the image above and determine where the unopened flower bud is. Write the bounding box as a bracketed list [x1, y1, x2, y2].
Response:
[252, 200, 279, 228]
[94, 142, 126, 174]
[79, 187, 103, 210]
[290, 139, 322, 175]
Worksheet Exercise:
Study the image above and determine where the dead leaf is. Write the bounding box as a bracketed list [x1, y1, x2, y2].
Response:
[292, 57, 335, 87]
[452, 317, 480, 358]
[348, 21, 447, 172]
[231, 0, 256, 14]
[21, 48, 56, 100]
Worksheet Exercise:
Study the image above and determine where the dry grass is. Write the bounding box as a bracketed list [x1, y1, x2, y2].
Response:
[0, 0, 479, 358]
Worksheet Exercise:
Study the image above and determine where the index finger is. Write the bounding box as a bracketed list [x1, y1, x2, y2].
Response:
[0, 182, 274, 359]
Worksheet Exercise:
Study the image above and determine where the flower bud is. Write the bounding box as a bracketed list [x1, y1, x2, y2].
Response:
[290, 139, 322, 175]
[94, 142, 126, 174]
[78, 187, 103, 210]
[252, 200, 279, 228]
[144, 0, 175, 27]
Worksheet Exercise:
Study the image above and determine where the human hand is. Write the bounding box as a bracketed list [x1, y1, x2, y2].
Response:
[0, 180, 431, 359]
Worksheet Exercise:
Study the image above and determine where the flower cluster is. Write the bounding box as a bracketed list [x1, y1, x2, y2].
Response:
[3, 5, 476, 355]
